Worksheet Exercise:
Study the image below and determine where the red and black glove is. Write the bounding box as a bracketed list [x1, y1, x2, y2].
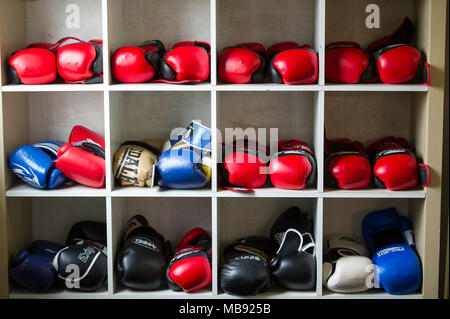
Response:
[325, 42, 377, 84]
[325, 138, 371, 190]
[166, 228, 212, 293]
[158, 41, 210, 83]
[111, 40, 166, 83]
[269, 140, 316, 190]
[56, 125, 105, 188]
[218, 42, 266, 84]
[367, 136, 430, 191]
[268, 42, 318, 85]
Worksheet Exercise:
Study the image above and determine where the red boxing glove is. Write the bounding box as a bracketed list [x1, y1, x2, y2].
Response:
[220, 140, 269, 191]
[325, 138, 371, 190]
[56, 38, 103, 84]
[325, 42, 376, 84]
[367, 136, 430, 191]
[8, 48, 57, 84]
[366, 17, 415, 53]
[267, 41, 303, 60]
[159, 42, 210, 83]
[374, 44, 429, 85]
[238, 42, 266, 57]
[111, 40, 165, 83]
[269, 140, 316, 190]
[167, 228, 212, 293]
[56, 125, 105, 188]
[269, 47, 319, 85]
[218, 44, 266, 84]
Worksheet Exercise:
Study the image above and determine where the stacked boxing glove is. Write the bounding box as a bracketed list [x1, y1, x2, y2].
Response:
[220, 236, 276, 296]
[8, 48, 57, 84]
[269, 206, 316, 290]
[219, 140, 268, 192]
[56, 125, 106, 188]
[116, 215, 172, 290]
[268, 42, 319, 85]
[367, 136, 429, 191]
[366, 17, 429, 85]
[218, 42, 266, 84]
[267, 41, 303, 60]
[9, 140, 67, 189]
[56, 37, 103, 84]
[322, 235, 374, 293]
[166, 228, 212, 293]
[111, 40, 165, 83]
[325, 42, 376, 84]
[53, 221, 107, 291]
[325, 138, 371, 190]
[157, 121, 211, 189]
[158, 41, 210, 83]
[9, 240, 63, 291]
[269, 140, 316, 190]
[362, 207, 422, 295]
[113, 140, 161, 187]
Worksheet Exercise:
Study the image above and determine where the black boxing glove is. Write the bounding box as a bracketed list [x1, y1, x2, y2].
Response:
[116, 215, 172, 290]
[66, 220, 107, 246]
[269, 206, 316, 290]
[53, 240, 107, 291]
[220, 236, 276, 296]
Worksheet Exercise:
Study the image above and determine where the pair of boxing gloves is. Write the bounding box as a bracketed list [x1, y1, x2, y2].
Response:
[220, 206, 316, 295]
[219, 41, 319, 85]
[116, 215, 212, 293]
[9, 221, 107, 292]
[323, 208, 421, 295]
[9, 37, 103, 85]
[326, 137, 429, 191]
[220, 139, 316, 192]
[326, 17, 429, 85]
[112, 40, 210, 84]
[9, 125, 106, 189]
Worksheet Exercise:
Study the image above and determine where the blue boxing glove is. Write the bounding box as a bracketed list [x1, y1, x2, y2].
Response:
[9, 240, 64, 291]
[156, 121, 211, 189]
[9, 140, 66, 189]
[362, 207, 422, 295]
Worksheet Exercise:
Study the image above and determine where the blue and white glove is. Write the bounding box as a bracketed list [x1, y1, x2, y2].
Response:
[362, 207, 422, 295]
[8, 140, 66, 189]
[156, 121, 211, 189]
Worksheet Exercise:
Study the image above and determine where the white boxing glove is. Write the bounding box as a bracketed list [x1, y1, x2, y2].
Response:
[322, 235, 373, 293]
[323, 255, 374, 293]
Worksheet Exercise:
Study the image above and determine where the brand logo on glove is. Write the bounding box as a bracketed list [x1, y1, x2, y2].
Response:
[376, 246, 405, 257]
[78, 246, 97, 263]
[132, 237, 159, 252]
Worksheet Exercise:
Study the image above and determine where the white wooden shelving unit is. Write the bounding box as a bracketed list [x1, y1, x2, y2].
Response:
[0, 0, 446, 299]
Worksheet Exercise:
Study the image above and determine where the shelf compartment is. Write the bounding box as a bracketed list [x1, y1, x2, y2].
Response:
[110, 197, 213, 295]
[217, 197, 322, 297]
[2, 91, 106, 193]
[107, 0, 211, 86]
[324, 91, 428, 193]
[1, 0, 103, 87]
[217, 0, 322, 85]
[6, 197, 108, 295]
[322, 197, 425, 298]
[325, 0, 428, 87]
[109, 91, 212, 193]
[217, 91, 324, 192]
